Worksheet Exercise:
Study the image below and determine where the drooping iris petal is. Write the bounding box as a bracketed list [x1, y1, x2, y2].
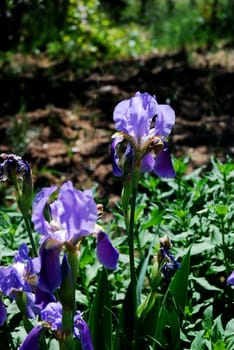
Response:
[227, 270, 234, 285]
[19, 326, 44, 350]
[155, 104, 175, 137]
[38, 241, 62, 293]
[111, 137, 124, 177]
[153, 144, 175, 178]
[35, 288, 56, 310]
[74, 311, 94, 350]
[23, 292, 41, 318]
[32, 186, 57, 235]
[96, 232, 119, 270]
[41, 302, 62, 331]
[0, 296, 7, 326]
[141, 153, 154, 173]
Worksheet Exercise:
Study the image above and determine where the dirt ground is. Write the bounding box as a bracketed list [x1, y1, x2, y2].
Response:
[0, 48, 233, 200]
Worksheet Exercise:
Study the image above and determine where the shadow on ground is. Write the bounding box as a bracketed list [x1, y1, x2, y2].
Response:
[0, 49, 233, 200]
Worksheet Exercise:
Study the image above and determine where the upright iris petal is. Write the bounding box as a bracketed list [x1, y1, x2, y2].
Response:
[32, 186, 57, 236]
[111, 92, 176, 178]
[113, 92, 158, 143]
[32, 181, 98, 245]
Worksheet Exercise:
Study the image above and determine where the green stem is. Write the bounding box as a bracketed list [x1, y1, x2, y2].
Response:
[220, 217, 229, 273]
[60, 249, 79, 349]
[23, 214, 37, 257]
[128, 167, 140, 348]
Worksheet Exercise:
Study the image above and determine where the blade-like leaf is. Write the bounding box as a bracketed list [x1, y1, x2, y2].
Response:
[113, 280, 137, 350]
[88, 268, 112, 350]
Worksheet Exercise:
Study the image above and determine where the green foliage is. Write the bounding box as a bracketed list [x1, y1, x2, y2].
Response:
[110, 156, 234, 346]
[0, 157, 233, 348]
[2, 0, 234, 71]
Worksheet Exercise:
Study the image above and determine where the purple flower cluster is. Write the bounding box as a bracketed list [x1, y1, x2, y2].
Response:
[19, 302, 93, 350]
[0, 243, 42, 324]
[0, 181, 119, 349]
[111, 92, 176, 178]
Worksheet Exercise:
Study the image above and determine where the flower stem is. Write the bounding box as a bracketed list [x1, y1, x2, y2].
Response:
[128, 166, 140, 347]
[23, 214, 37, 257]
[220, 216, 229, 273]
[60, 250, 79, 349]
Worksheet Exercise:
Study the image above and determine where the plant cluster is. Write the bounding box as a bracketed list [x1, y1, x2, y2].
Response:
[0, 92, 233, 350]
[1, 0, 234, 72]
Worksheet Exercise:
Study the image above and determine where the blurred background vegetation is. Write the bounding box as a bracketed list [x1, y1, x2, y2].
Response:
[0, 0, 234, 72]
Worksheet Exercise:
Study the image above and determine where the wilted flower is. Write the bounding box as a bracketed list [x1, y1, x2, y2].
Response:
[0, 153, 30, 183]
[227, 270, 234, 285]
[157, 235, 180, 281]
[32, 181, 119, 293]
[0, 153, 33, 215]
[111, 92, 175, 178]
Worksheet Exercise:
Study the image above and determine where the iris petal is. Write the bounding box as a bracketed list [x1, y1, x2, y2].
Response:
[113, 92, 158, 143]
[111, 137, 124, 177]
[74, 311, 94, 350]
[38, 241, 62, 293]
[153, 144, 175, 178]
[0, 296, 7, 326]
[19, 326, 43, 350]
[227, 270, 234, 285]
[32, 186, 57, 235]
[96, 232, 119, 270]
[58, 186, 97, 243]
[141, 153, 154, 173]
[155, 104, 175, 137]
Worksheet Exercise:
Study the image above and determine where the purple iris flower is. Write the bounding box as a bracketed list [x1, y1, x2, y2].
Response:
[111, 92, 175, 178]
[0, 244, 54, 318]
[32, 181, 119, 292]
[0, 244, 38, 298]
[227, 270, 234, 285]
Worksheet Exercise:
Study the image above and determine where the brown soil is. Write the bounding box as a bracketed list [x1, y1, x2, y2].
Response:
[0, 49, 233, 201]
